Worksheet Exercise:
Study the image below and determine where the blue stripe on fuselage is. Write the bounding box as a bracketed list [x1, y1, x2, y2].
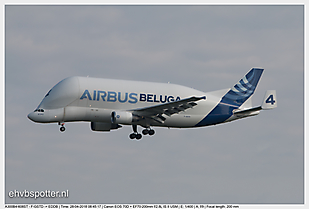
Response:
[195, 102, 237, 127]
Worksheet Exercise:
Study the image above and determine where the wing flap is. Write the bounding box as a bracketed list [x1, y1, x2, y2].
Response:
[131, 96, 206, 124]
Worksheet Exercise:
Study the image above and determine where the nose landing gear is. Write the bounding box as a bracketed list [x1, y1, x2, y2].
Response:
[59, 122, 66, 132]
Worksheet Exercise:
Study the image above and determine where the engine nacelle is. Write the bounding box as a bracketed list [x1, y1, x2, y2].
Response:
[111, 111, 133, 124]
[90, 122, 121, 132]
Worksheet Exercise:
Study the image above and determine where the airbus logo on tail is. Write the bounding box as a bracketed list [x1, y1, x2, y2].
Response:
[80, 90, 181, 104]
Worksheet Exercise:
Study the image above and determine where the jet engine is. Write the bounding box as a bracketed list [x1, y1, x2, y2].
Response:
[90, 122, 121, 132]
[111, 111, 133, 124]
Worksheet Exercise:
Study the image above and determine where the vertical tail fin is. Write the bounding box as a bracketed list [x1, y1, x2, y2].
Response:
[221, 68, 264, 107]
[262, 90, 277, 109]
[195, 68, 264, 127]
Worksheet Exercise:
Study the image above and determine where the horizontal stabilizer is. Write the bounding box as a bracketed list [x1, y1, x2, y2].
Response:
[234, 106, 262, 116]
[233, 90, 277, 118]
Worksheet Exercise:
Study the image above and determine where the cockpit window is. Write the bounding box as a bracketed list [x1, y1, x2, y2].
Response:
[34, 109, 45, 112]
[45, 89, 52, 97]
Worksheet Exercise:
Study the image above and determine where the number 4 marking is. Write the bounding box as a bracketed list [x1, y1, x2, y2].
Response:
[266, 95, 276, 105]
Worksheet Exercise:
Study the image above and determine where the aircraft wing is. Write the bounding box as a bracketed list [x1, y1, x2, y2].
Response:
[131, 96, 206, 124]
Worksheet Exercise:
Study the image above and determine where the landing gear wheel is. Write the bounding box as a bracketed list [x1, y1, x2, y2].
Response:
[60, 126, 66, 132]
[59, 122, 66, 132]
[136, 134, 142, 140]
[148, 129, 155, 136]
[142, 129, 149, 135]
[129, 124, 143, 140]
[129, 133, 136, 139]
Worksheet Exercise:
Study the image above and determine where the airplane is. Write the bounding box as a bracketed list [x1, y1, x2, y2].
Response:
[27, 68, 277, 140]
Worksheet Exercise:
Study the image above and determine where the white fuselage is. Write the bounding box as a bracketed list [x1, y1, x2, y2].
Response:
[27, 68, 274, 139]
[28, 76, 229, 128]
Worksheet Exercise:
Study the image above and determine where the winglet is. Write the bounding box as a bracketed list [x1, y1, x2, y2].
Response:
[262, 90, 277, 109]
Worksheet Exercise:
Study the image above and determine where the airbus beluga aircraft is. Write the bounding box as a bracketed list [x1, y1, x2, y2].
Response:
[27, 68, 277, 140]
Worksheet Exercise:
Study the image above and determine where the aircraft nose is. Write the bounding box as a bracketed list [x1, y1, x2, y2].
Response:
[27, 109, 50, 123]
[27, 112, 35, 122]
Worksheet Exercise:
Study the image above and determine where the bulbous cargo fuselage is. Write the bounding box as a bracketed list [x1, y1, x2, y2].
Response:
[27, 76, 222, 128]
[27, 68, 273, 139]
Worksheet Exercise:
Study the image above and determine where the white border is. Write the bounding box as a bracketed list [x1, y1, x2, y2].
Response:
[1, 1, 306, 208]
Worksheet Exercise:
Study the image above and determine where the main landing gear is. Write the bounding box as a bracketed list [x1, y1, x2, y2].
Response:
[129, 125, 155, 140]
[142, 128, 155, 136]
[129, 125, 142, 140]
[59, 122, 66, 132]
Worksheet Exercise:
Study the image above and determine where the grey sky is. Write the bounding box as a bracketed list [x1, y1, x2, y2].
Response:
[5, 5, 304, 204]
